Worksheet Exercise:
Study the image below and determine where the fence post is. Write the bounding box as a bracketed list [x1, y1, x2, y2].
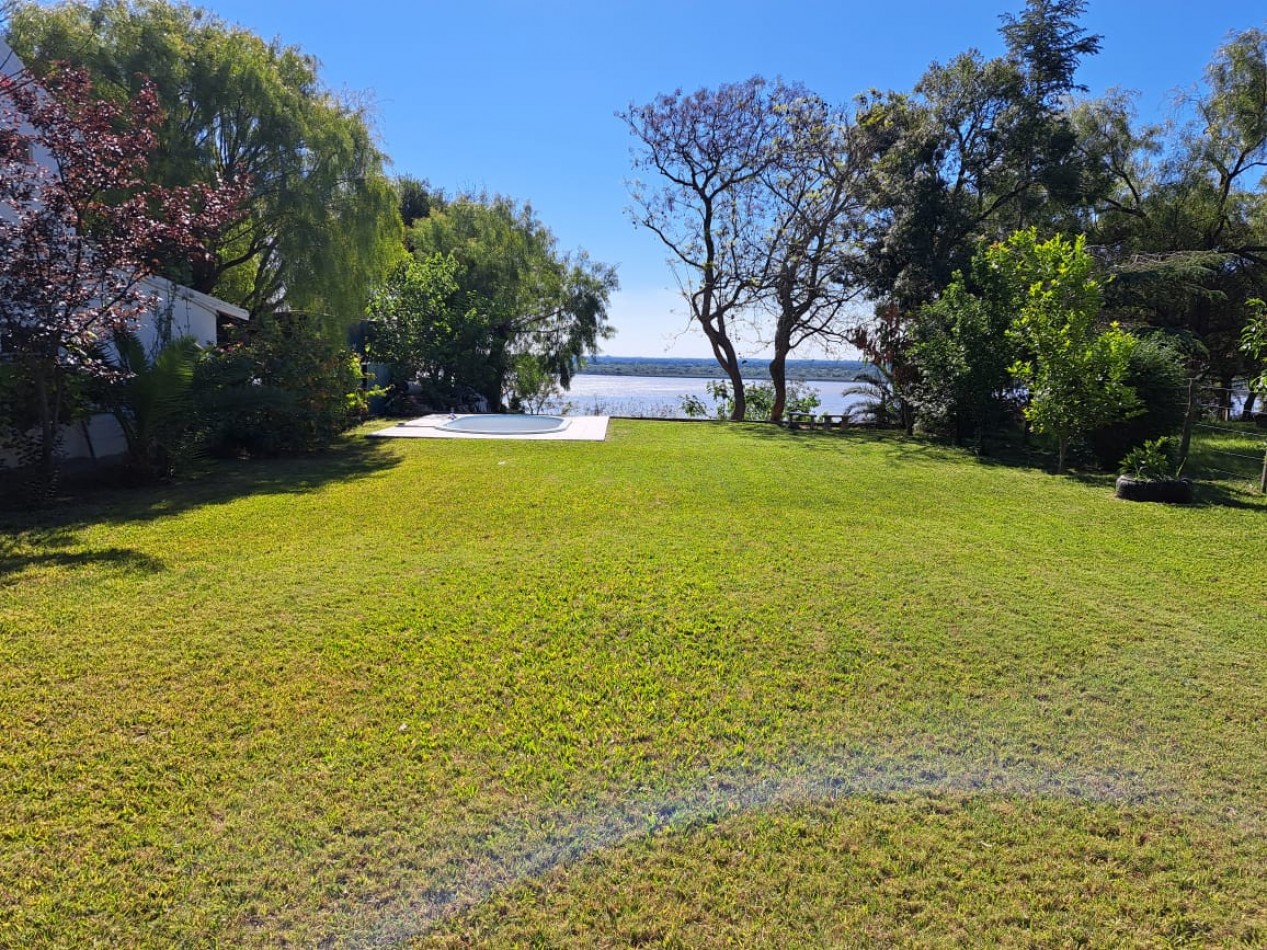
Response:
[1179, 379, 1197, 466]
[1260, 444, 1267, 495]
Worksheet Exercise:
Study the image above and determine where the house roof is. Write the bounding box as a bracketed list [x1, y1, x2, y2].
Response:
[142, 276, 250, 322]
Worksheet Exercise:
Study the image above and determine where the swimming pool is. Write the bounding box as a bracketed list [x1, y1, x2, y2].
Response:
[439, 414, 571, 435]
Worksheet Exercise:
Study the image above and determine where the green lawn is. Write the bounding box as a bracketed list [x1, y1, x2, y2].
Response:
[1, 421, 1265, 947]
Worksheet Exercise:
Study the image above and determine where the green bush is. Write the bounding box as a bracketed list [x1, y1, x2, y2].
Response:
[195, 313, 371, 457]
[1091, 336, 1189, 469]
[680, 380, 820, 421]
[1119, 436, 1181, 481]
[0, 361, 89, 499]
[98, 332, 202, 479]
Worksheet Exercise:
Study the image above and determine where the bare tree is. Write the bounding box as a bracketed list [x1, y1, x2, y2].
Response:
[755, 90, 866, 422]
[621, 78, 784, 421]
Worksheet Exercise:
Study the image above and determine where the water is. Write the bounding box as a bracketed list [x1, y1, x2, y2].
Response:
[552, 374, 870, 419]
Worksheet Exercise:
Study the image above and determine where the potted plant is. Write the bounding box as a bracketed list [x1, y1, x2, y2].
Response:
[1115, 437, 1193, 503]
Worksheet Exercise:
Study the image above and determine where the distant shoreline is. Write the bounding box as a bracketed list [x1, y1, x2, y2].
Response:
[579, 355, 875, 382]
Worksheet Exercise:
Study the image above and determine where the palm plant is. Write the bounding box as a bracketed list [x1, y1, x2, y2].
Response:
[102, 331, 201, 477]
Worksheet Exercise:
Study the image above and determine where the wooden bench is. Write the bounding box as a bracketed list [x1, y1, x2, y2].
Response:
[786, 412, 848, 431]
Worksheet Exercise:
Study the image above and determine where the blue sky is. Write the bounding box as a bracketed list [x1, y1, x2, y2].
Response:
[192, 1, 1264, 358]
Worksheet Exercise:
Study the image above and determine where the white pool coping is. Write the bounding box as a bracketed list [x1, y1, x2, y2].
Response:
[369, 414, 610, 441]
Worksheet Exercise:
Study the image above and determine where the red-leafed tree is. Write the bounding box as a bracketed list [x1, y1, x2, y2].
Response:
[0, 62, 243, 492]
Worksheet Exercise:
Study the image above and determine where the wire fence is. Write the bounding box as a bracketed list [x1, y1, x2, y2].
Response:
[1182, 385, 1267, 493]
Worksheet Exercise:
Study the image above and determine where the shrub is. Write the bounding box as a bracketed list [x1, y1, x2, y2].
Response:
[0, 360, 89, 498]
[97, 332, 202, 479]
[680, 380, 820, 421]
[195, 313, 371, 457]
[1091, 336, 1189, 469]
[1119, 437, 1181, 481]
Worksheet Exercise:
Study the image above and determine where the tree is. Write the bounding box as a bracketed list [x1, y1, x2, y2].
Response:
[8, 0, 402, 330]
[998, 0, 1102, 107]
[854, 0, 1102, 312]
[1074, 28, 1267, 407]
[621, 78, 786, 421]
[1088, 334, 1189, 467]
[844, 302, 919, 432]
[99, 330, 201, 478]
[402, 195, 616, 410]
[1001, 230, 1139, 472]
[848, 0, 1103, 425]
[365, 253, 482, 404]
[194, 311, 370, 457]
[757, 90, 866, 422]
[909, 252, 1022, 448]
[1242, 297, 1267, 398]
[0, 62, 240, 492]
[506, 354, 562, 414]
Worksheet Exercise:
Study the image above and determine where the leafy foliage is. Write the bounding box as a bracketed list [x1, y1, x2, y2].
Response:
[0, 57, 240, 493]
[1089, 335, 1190, 468]
[853, 0, 1102, 311]
[680, 380, 820, 422]
[9, 0, 403, 329]
[840, 373, 906, 427]
[506, 354, 563, 414]
[1242, 297, 1267, 396]
[1077, 28, 1267, 393]
[1001, 230, 1140, 472]
[909, 249, 1023, 447]
[1119, 437, 1182, 481]
[844, 303, 918, 432]
[403, 194, 616, 411]
[194, 313, 370, 457]
[98, 331, 201, 478]
[364, 253, 477, 405]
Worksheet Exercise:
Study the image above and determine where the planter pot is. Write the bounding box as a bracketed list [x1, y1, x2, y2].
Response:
[1115, 475, 1193, 504]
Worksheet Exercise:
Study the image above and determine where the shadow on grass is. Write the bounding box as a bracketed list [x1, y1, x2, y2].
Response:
[1191, 480, 1267, 512]
[0, 541, 166, 582]
[0, 436, 402, 535]
[742, 423, 1044, 471]
[740, 423, 910, 453]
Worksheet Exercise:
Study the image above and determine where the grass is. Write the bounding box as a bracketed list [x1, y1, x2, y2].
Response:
[1, 421, 1265, 947]
[1186, 419, 1267, 492]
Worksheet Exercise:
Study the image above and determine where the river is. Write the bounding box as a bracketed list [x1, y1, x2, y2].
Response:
[550, 374, 872, 419]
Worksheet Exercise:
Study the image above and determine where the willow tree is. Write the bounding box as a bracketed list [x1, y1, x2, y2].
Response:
[8, 0, 402, 330]
[403, 194, 617, 411]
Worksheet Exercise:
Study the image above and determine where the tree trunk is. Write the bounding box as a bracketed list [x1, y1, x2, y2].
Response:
[768, 349, 788, 424]
[1056, 434, 1068, 474]
[702, 323, 746, 421]
[485, 332, 509, 412]
[32, 360, 60, 499]
[1218, 375, 1235, 420]
[1241, 390, 1258, 421]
